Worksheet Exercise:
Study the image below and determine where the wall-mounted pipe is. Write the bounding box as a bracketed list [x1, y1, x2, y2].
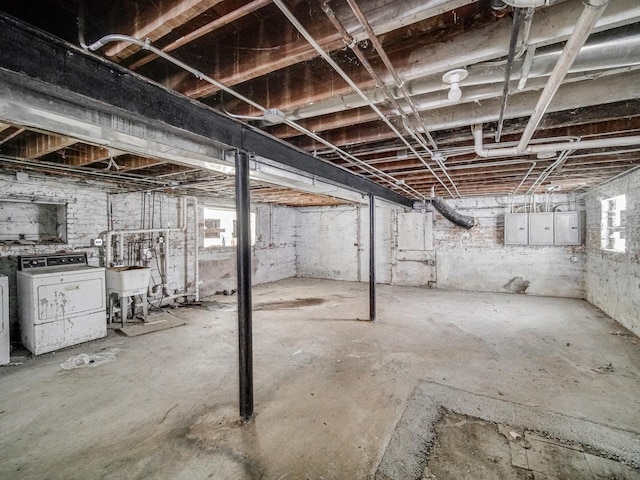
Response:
[428, 197, 475, 229]
[517, 0, 609, 152]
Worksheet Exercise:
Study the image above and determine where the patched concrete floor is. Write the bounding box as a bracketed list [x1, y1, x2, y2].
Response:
[1, 278, 639, 479]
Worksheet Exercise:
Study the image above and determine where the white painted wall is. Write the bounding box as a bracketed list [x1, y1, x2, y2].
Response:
[297, 205, 361, 281]
[584, 168, 640, 335]
[433, 196, 585, 298]
[0, 172, 297, 341]
[295, 194, 586, 298]
[0, 172, 108, 339]
[198, 204, 297, 294]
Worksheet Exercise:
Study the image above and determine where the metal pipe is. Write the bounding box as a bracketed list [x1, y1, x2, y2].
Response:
[345, 0, 438, 150]
[320, 2, 458, 197]
[235, 150, 253, 422]
[103, 197, 188, 268]
[83, 33, 424, 201]
[513, 161, 537, 195]
[193, 196, 200, 302]
[517, 0, 609, 152]
[369, 193, 376, 322]
[526, 149, 573, 194]
[128, 0, 273, 70]
[272, 0, 452, 198]
[473, 124, 640, 157]
[495, 8, 523, 142]
[341, 0, 462, 196]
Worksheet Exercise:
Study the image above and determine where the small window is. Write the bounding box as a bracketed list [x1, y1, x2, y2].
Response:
[203, 208, 255, 247]
[0, 200, 67, 245]
[601, 195, 626, 252]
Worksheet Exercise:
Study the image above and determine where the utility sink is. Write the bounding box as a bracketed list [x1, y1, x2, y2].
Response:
[106, 266, 151, 293]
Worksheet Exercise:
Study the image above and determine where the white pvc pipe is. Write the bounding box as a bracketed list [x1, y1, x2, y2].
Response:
[192, 196, 200, 302]
[517, 0, 609, 152]
[473, 124, 640, 157]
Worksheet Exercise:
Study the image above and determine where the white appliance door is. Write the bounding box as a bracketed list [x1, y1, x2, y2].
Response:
[36, 270, 105, 325]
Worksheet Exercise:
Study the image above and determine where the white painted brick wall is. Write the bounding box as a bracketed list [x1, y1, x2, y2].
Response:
[0, 172, 108, 338]
[584, 168, 640, 335]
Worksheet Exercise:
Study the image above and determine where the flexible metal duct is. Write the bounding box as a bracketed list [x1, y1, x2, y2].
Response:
[429, 198, 475, 229]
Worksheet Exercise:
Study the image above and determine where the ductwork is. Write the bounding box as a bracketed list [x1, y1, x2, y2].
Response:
[429, 198, 475, 229]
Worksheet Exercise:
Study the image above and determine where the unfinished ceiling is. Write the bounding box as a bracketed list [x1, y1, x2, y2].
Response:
[0, 0, 639, 203]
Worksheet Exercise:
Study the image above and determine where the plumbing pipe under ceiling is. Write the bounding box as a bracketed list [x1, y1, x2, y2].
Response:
[81, 34, 427, 201]
[516, 0, 609, 152]
[271, 0, 456, 197]
[473, 124, 640, 157]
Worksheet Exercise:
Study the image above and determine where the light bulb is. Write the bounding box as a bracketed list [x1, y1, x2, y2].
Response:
[448, 82, 462, 102]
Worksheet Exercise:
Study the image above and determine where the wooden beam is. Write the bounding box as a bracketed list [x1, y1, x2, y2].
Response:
[17, 133, 76, 159]
[62, 144, 112, 166]
[104, 0, 226, 60]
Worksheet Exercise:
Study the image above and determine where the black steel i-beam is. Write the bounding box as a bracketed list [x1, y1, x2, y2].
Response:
[235, 150, 253, 421]
[369, 194, 376, 322]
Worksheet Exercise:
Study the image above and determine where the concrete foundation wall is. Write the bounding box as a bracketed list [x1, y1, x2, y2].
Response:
[584, 168, 640, 335]
[297, 206, 361, 281]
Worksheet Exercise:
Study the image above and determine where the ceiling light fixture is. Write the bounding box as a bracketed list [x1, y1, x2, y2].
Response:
[442, 69, 468, 102]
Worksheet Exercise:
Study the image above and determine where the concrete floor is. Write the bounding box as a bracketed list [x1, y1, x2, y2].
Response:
[1, 278, 639, 479]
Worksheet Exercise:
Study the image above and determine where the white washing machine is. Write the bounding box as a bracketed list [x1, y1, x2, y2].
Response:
[17, 253, 106, 355]
[0, 274, 9, 365]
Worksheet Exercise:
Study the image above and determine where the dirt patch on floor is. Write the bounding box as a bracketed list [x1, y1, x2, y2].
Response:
[424, 412, 640, 480]
[254, 297, 325, 310]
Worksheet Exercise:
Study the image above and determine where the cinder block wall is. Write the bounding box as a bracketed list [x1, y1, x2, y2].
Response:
[584, 168, 640, 335]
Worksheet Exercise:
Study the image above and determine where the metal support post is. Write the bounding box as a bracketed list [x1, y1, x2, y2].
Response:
[369, 193, 376, 322]
[235, 150, 253, 421]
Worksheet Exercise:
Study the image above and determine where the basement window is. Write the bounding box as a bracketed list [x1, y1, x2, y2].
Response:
[0, 199, 67, 245]
[601, 195, 626, 252]
[203, 207, 255, 247]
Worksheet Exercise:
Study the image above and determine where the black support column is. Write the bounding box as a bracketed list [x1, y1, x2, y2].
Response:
[369, 194, 376, 322]
[235, 150, 253, 421]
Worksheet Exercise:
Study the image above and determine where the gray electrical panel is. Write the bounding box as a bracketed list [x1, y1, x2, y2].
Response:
[529, 213, 554, 245]
[554, 211, 581, 245]
[504, 213, 528, 245]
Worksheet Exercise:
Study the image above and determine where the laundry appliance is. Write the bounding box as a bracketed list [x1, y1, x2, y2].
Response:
[17, 253, 106, 355]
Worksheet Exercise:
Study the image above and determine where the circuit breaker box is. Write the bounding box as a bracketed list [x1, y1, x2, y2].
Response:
[554, 211, 581, 245]
[528, 213, 554, 245]
[504, 213, 528, 245]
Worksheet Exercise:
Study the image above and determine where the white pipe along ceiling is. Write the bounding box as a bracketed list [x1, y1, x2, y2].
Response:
[0, 0, 638, 201]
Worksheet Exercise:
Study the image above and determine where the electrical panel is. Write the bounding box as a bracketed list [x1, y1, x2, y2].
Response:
[504, 211, 582, 246]
[504, 213, 528, 245]
[554, 211, 581, 245]
[528, 213, 554, 245]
